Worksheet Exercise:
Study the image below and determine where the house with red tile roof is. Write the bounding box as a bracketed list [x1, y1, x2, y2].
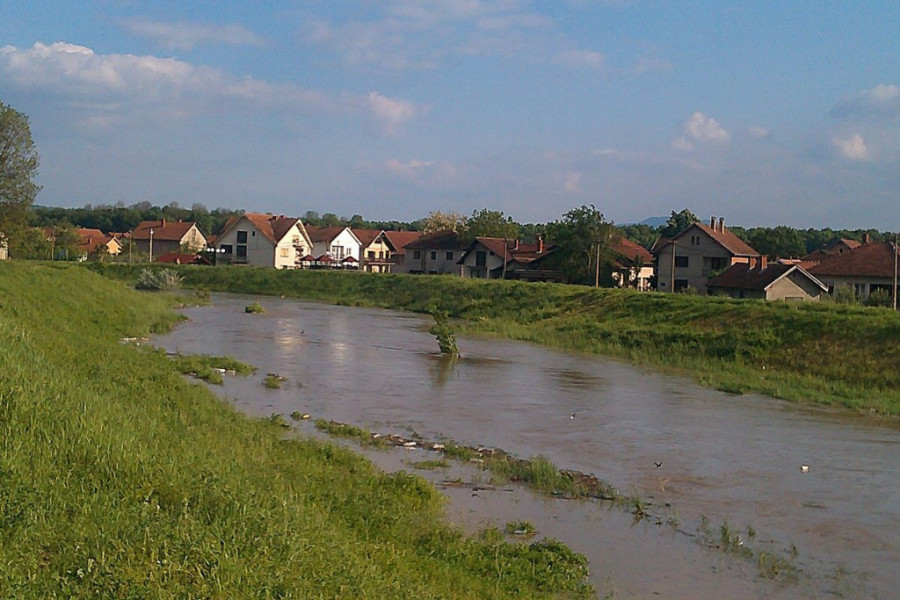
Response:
[351, 228, 395, 273]
[610, 237, 654, 290]
[214, 213, 312, 269]
[74, 228, 121, 259]
[306, 226, 362, 268]
[652, 216, 760, 294]
[382, 230, 422, 271]
[132, 219, 206, 259]
[400, 230, 467, 275]
[807, 240, 899, 303]
[457, 236, 550, 279]
[707, 257, 828, 301]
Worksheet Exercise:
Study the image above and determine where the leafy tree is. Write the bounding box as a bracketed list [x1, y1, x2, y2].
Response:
[420, 210, 467, 234]
[1, 101, 42, 253]
[13, 227, 51, 260]
[545, 205, 619, 286]
[618, 223, 658, 250]
[321, 212, 342, 227]
[461, 208, 519, 243]
[658, 209, 699, 239]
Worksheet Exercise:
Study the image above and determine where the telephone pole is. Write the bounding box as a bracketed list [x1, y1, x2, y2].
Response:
[893, 233, 898, 311]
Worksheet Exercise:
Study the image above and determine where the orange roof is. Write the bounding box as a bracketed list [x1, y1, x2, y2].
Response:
[351, 228, 384, 247]
[132, 220, 201, 241]
[808, 241, 899, 278]
[610, 237, 652, 267]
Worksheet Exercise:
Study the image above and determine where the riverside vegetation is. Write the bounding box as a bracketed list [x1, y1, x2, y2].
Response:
[89, 264, 900, 416]
[0, 261, 593, 598]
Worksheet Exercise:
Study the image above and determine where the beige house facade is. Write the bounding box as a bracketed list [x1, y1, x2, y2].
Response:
[402, 231, 466, 275]
[353, 229, 394, 273]
[132, 220, 207, 258]
[215, 213, 312, 269]
[654, 217, 760, 294]
[707, 259, 828, 301]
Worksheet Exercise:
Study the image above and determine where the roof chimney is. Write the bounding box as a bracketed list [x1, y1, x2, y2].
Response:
[760, 255, 767, 270]
[864, 233, 871, 244]
[161, 218, 166, 227]
[513, 238, 520, 251]
[537, 235, 544, 254]
[710, 216, 716, 229]
[717, 217, 725, 232]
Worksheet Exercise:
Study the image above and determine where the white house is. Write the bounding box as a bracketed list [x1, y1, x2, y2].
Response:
[215, 213, 313, 269]
[305, 226, 362, 268]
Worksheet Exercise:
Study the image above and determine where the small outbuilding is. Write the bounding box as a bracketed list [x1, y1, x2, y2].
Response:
[707, 258, 828, 301]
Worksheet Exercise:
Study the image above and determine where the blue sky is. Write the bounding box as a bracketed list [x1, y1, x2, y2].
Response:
[1, 1, 898, 229]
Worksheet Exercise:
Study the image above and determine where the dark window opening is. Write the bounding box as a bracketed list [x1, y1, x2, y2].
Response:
[237, 231, 248, 243]
[675, 256, 689, 268]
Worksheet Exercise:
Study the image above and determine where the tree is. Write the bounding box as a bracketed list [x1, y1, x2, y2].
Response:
[0, 101, 41, 253]
[420, 211, 467, 234]
[461, 208, 519, 243]
[545, 205, 619, 286]
[658, 209, 699, 239]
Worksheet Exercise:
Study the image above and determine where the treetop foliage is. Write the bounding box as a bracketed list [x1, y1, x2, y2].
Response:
[1, 100, 42, 250]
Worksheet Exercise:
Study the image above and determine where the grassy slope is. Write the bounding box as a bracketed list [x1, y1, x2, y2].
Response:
[89, 264, 900, 415]
[0, 261, 591, 599]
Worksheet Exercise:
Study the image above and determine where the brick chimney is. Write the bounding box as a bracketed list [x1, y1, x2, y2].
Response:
[537, 235, 544, 254]
[760, 255, 767, 270]
[161, 218, 166, 227]
[864, 233, 871, 244]
[513, 238, 520, 251]
[710, 216, 716, 229]
[718, 217, 725, 232]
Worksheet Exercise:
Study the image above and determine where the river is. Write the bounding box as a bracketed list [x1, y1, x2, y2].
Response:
[154, 293, 900, 599]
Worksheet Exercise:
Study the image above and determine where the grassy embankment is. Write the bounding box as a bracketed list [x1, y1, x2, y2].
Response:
[88, 263, 900, 416]
[0, 261, 593, 598]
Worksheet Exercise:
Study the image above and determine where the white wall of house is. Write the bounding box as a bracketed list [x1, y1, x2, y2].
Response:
[216, 217, 275, 267]
[311, 228, 361, 262]
[274, 224, 310, 269]
[460, 242, 505, 278]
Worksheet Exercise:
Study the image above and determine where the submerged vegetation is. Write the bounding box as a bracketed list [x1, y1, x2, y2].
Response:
[0, 262, 593, 598]
[87, 264, 900, 415]
[429, 309, 460, 355]
[167, 352, 256, 384]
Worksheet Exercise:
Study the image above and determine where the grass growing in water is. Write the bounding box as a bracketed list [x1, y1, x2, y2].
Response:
[168, 352, 256, 384]
[263, 372, 287, 389]
[244, 301, 265, 313]
[0, 262, 593, 598]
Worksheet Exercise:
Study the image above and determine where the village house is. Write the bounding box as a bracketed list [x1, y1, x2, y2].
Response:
[306, 226, 362, 269]
[75, 228, 121, 260]
[457, 237, 549, 279]
[132, 219, 206, 259]
[214, 213, 312, 269]
[610, 237, 654, 290]
[807, 239, 899, 303]
[653, 217, 760, 294]
[706, 256, 828, 301]
[352, 229, 395, 273]
[401, 230, 466, 275]
[382, 230, 422, 272]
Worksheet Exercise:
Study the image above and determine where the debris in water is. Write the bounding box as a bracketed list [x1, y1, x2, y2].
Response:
[801, 465, 810, 473]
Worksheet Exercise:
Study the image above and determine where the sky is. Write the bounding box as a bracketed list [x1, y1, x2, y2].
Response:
[1, 1, 898, 229]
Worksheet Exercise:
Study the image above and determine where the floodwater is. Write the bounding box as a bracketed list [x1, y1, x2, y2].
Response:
[154, 294, 900, 599]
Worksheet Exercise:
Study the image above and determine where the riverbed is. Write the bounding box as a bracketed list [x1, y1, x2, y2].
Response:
[154, 293, 900, 599]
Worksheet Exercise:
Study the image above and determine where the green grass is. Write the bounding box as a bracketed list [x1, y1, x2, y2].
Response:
[263, 372, 287, 389]
[87, 264, 899, 415]
[167, 352, 256, 384]
[0, 261, 593, 599]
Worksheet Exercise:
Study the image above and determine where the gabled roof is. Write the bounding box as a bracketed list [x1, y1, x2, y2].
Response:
[457, 237, 549, 265]
[708, 262, 827, 292]
[653, 223, 759, 257]
[75, 228, 120, 253]
[219, 213, 307, 245]
[382, 230, 422, 253]
[610, 238, 652, 268]
[351, 228, 384, 248]
[305, 225, 361, 246]
[403, 230, 465, 251]
[132, 220, 202, 242]
[807, 241, 899, 278]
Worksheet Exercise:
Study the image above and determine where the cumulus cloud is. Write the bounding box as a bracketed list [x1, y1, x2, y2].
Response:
[683, 111, 730, 143]
[830, 83, 900, 119]
[748, 126, 770, 139]
[833, 134, 869, 161]
[368, 92, 418, 134]
[118, 17, 264, 50]
[563, 171, 582, 193]
[554, 49, 605, 69]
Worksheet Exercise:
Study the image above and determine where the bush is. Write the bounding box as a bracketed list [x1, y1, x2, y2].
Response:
[135, 268, 182, 290]
[864, 288, 892, 308]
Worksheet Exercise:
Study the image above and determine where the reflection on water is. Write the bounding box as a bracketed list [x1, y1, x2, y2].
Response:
[155, 293, 900, 599]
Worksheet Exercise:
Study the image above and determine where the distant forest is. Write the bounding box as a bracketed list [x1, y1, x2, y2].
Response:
[29, 202, 895, 260]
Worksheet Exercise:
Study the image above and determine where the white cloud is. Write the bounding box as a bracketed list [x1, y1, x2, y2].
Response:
[563, 171, 582, 193]
[118, 18, 264, 50]
[385, 158, 436, 176]
[554, 49, 605, 69]
[748, 126, 770, 139]
[368, 92, 418, 134]
[683, 111, 730, 143]
[830, 83, 900, 119]
[670, 136, 694, 152]
[833, 134, 869, 161]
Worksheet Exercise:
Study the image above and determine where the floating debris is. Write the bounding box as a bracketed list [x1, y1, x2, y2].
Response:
[801, 465, 810, 473]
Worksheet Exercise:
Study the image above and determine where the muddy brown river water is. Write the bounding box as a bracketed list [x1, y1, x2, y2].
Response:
[154, 294, 899, 599]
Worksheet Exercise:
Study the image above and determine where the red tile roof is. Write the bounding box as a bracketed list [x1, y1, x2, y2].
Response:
[707, 262, 826, 291]
[382, 230, 422, 253]
[808, 241, 899, 278]
[403, 230, 465, 251]
[74, 228, 118, 253]
[220, 213, 303, 244]
[458, 237, 550, 266]
[610, 237, 652, 267]
[351, 228, 384, 247]
[132, 220, 201, 241]
[653, 223, 759, 257]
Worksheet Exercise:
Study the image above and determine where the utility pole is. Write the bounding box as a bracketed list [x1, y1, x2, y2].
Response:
[670, 238, 676, 292]
[594, 242, 600, 287]
[149, 228, 154, 263]
[893, 233, 898, 311]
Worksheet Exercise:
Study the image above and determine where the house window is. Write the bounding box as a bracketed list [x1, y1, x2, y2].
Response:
[709, 257, 727, 270]
[236, 245, 247, 259]
[292, 236, 300, 245]
[413, 250, 421, 259]
[280, 247, 289, 258]
[475, 251, 487, 267]
[368, 251, 376, 259]
[446, 251, 454, 260]
[221, 245, 233, 255]
[675, 256, 689, 268]
[430, 251, 437, 260]
[674, 279, 689, 291]
[331, 245, 345, 259]
[237, 231, 248, 243]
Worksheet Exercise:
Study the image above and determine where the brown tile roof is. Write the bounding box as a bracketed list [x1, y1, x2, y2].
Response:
[74, 228, 118, 253]
[351, 228, 384, 247]
[403, 230, 465, 251]
[653, 223, 759, 257]
[610, 237, 653, 267]
[305, 226, 353, 244]
[132, 220, 200, 241]
[382, 230, 422, 253]
[807, 241, 899, 278]
[707, 262, 826, 291]
[458, 237, 550, 265]
[220, 213, 302, 244]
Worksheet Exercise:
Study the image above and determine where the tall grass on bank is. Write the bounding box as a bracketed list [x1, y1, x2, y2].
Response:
[87, 263, 900, 415]
[0, 261, 592, 598]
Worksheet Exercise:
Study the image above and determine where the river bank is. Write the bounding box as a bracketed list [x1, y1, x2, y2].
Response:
[89, 263, 900, 415]
[0, 261, 593, 598]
